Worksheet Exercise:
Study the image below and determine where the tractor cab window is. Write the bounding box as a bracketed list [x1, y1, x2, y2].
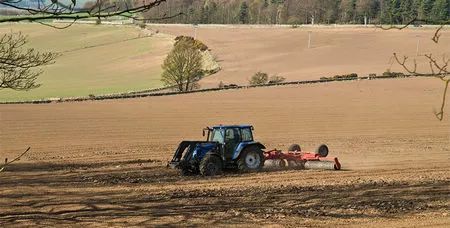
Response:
[225, 128, 241, 143]
[241, 128, 253, 141]
[224, 128, 241, 158]
[209, 129, 224, 143]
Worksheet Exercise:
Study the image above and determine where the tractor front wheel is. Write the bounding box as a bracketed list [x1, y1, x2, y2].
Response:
[238, 146, 264, 172]
[199, 154, 222, 176]
[180, 168, 193, 176]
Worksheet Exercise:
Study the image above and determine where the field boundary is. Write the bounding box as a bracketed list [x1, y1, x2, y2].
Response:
[145, 23, 449, 30]
[51, 20, 450, 30]
[0, 74, 429, 104]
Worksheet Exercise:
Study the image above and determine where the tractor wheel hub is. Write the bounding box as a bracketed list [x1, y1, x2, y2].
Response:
[245, 151, 261, 169]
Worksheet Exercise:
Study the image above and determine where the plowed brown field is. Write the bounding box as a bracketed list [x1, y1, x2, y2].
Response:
[154, 26, 450, 88]
[1, 77, 449, 226]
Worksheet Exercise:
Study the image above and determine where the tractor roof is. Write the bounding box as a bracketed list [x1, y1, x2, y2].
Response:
[212, 125, 253, 129]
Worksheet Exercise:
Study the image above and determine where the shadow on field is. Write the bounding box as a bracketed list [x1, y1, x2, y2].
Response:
[2, 159, 164, 172]
[2, 161, 348, 187]
[0, 161, 448, 226]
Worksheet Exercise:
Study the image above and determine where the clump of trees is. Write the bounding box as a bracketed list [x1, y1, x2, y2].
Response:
[0, 33, 58, 91]
[249, 72, 285, 85]
[174, 36, 209, 51]
[143, 0, 449, 25]
[249, 71, 269, 85]
[268, 75, 286, 84]
[161, 36, 206, 92]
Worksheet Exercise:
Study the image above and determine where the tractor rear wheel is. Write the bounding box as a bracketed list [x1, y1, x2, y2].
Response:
[199, 154, 222, 176]
[237, 146, 264, 172]
[288, 144, 301, 152]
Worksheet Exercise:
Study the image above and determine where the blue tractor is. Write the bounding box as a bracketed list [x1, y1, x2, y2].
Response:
[168, 125, 266, 176]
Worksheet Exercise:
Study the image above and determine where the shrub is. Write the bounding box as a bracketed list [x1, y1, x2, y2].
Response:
[268, 75, 286, 84]
[332, 73, 358, 80]
[383, 69, 392, 76]
[249, 72, 269, 86]
[138, 23, 146, 29]
[383, 70, 405, 77]
[224, 84, 238, 88]
[174, 36, 208, 51]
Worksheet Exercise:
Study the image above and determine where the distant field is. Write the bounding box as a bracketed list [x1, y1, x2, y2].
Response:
[155, 25, 450, 88]
[0, 23, 173, 102]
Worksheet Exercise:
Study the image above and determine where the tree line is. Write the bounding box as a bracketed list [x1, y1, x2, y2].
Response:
[140, 0, 449, 25]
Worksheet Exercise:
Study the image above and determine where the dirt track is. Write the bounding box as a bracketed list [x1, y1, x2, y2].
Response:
[1, 77, 449, 226]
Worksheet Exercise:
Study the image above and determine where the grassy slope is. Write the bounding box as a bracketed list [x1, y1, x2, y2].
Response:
[0, 23, 173, 101]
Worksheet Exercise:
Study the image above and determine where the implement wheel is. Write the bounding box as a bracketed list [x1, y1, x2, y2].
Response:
[288, 144, 301, 152]
[199, 154, 222, 176]
[316, 144, 329, 157]
[238, 146, 264, 172]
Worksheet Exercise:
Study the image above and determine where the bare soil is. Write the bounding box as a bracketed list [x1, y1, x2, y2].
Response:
[154, 26, 450, 88]
[1, 77, 449, 226]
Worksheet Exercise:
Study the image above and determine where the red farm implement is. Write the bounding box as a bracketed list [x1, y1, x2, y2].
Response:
[264, 144, 341, 170]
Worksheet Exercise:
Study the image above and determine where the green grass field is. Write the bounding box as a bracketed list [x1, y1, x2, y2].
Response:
[0, 23, 173, 102]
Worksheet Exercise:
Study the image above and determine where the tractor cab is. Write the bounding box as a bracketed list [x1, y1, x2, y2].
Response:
[204, 125, 255, 159]
[169, 125, 266, 175]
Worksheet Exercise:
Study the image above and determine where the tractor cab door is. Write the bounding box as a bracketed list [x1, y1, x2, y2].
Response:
[224, 128, 241, 160]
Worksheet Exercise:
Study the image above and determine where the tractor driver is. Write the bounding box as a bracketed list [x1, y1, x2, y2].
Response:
[224, 128, 240, 158]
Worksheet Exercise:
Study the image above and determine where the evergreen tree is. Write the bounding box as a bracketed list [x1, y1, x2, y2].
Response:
[400, 0, 416, 23]
[239, 1, 250, 24]
[418, 0, 434, 20]
[140, 0, 445, 25]
[340, 0, 357, 22]
[431, 0, 449, 22]
[389, 0, 402, 23]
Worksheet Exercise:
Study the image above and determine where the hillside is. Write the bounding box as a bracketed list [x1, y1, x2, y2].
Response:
[0, 23, 173, 102]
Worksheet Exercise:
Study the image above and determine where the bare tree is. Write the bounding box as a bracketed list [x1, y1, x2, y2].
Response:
[0, 32, 58, 90]
[380, 18, 449, 121]
[161, 37, 204, 92]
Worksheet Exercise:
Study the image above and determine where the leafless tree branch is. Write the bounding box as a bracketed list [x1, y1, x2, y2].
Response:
[387, 17, 449, 120]
[0, 32, 59, 90]
[378, 17, 449, 43]
[0, 0, 183, 27]
[0, 147, 30, 172]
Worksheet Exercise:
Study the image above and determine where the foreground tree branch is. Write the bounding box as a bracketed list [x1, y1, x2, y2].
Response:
[0, 147, 30, 172]
[0, 32, 58, 90]
[0, 0, 182, 26]
[385, 18, 449, 121]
